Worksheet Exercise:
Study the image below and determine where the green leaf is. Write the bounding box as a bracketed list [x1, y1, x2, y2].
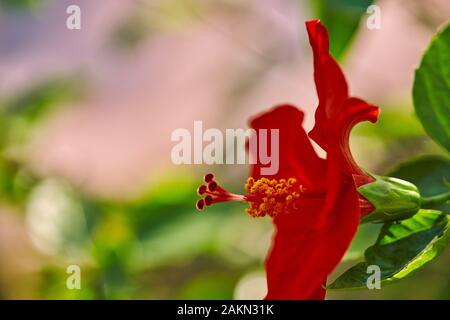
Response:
[413, 23, 450, 152]
[308, 0, 373, 60]
[388, 155, 450, 212]
[328, 210, 450, 290]
[342, 223, 381, 262]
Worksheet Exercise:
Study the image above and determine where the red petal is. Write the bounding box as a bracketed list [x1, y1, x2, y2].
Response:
[306, 20, 349, 151]
[248, 104, 326, 191]
[263, 22, 380, 300]
[264, 182, 360, 300]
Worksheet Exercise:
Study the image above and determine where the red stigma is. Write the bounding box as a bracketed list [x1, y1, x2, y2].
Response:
[204, 195, 213, 206]
[207, 181, 217, 192]
[195, 173, 245, 211]
[204, 173, 214, 183]
[197, 185, 207, 195]
[196, 199, 205, 211]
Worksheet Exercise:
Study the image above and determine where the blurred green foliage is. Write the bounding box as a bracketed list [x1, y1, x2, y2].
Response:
[0, 0, 40, 11]
[111, 0, 209, 51]
[0, 75, 265, 299]
[389, 156, 450, 213]
[25, 175, 263, 299]
[0, 76, 84, 206]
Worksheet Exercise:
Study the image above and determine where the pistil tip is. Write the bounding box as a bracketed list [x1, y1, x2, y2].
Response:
[204, 195, 213, 206]
[207, 181, 217, 192]
[197, 185, 207, 195]
[196, 199, 205, 211]
[204, 173, 214, 183]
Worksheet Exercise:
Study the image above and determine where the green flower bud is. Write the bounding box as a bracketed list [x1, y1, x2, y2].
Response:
[359, 175, 421, 224]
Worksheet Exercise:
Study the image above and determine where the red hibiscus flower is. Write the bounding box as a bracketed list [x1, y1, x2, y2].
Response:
[195, 20, 379, 300]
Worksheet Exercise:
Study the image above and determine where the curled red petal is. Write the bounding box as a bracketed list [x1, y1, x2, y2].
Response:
[306, 20, 349, 151]
[333, 97, 379, 175]
[314, 98, 378, 227]
[306, 20, 380, 175]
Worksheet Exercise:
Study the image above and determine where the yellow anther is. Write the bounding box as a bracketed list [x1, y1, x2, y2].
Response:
[245, 177, 255, 190]
[244, 177, 304, 218]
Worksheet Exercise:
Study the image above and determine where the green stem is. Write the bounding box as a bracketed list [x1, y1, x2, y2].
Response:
[421, 191, 450, 208]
